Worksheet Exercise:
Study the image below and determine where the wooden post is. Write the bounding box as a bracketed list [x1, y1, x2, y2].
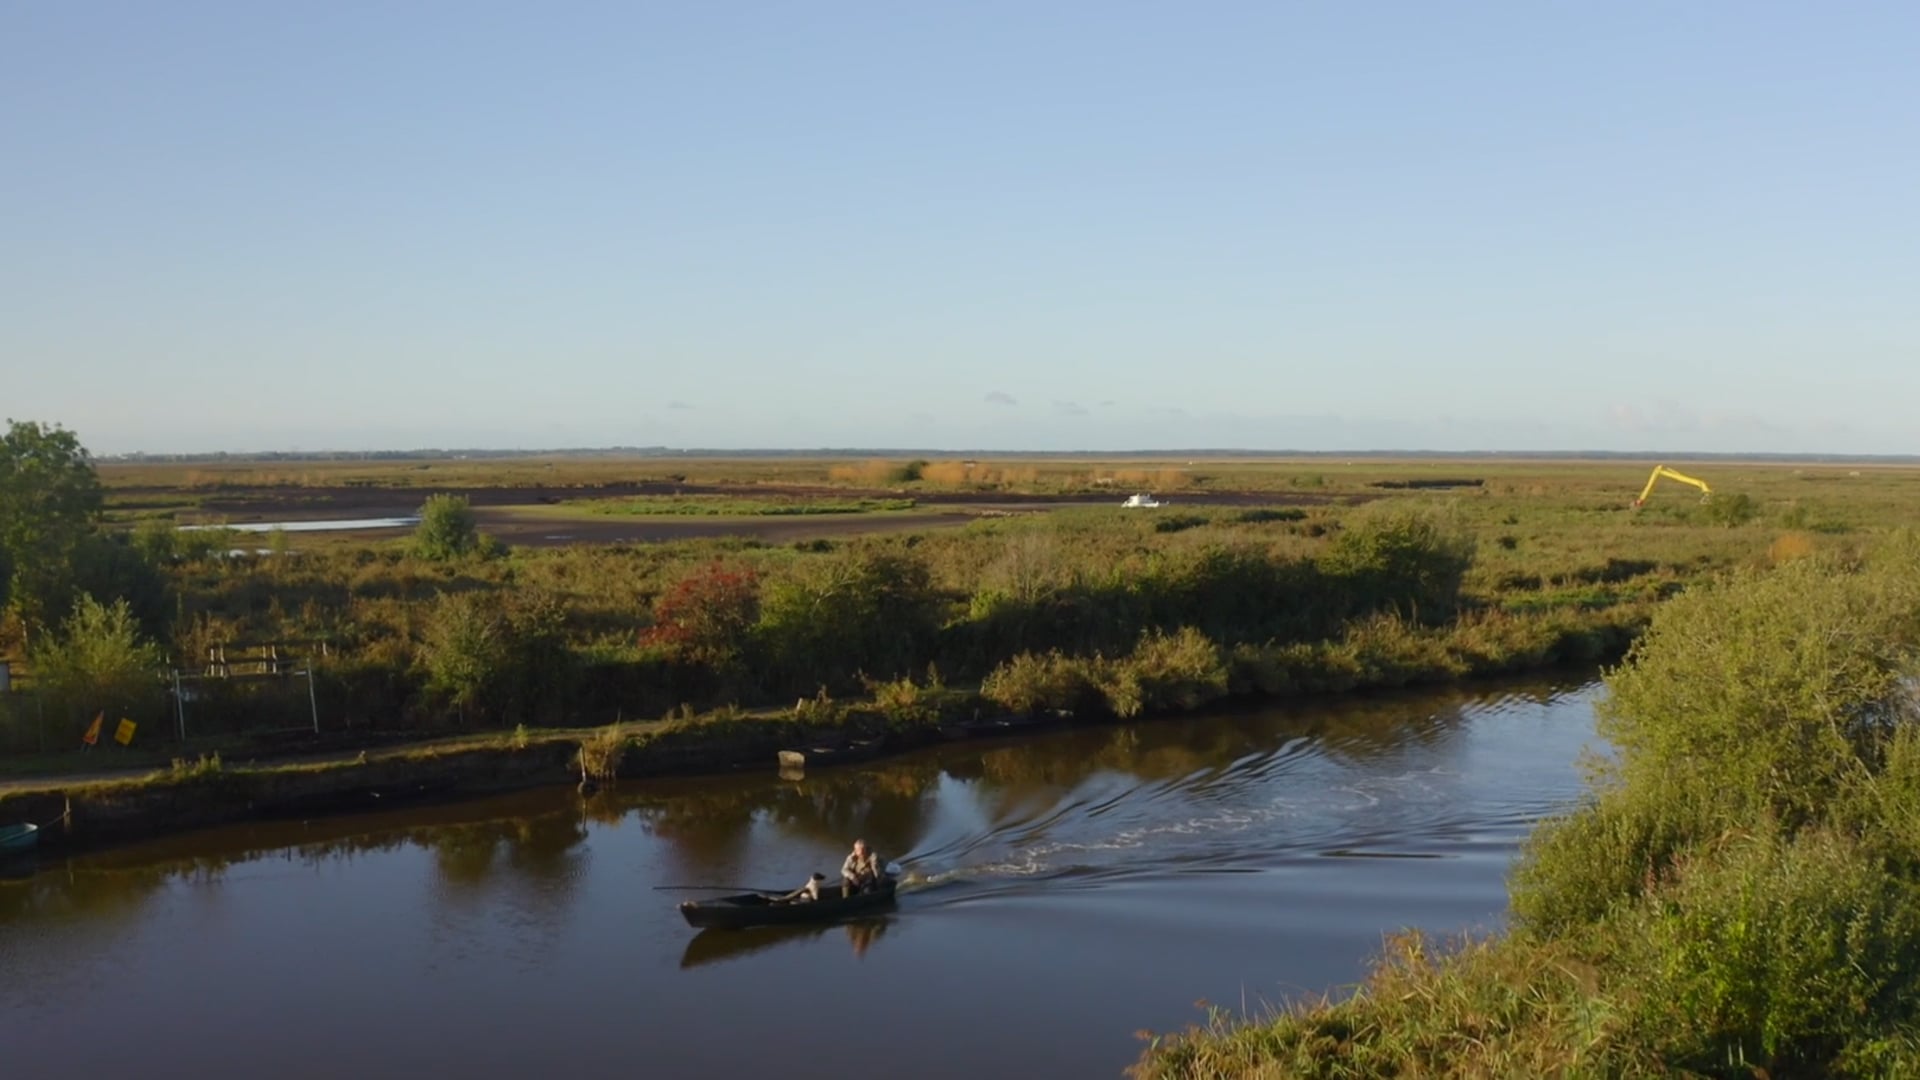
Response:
[172, 668, 187, 741]
[306, 665, 319, 733]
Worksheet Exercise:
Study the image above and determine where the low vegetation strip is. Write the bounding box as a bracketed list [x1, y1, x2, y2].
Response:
[1132, 532, 1920, 1079]
[571, 495, 921, 517]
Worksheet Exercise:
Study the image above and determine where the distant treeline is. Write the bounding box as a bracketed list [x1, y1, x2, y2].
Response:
[102, 449, 1920, 465]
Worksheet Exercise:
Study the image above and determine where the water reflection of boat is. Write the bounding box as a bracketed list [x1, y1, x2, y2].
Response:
[679, 918, 891, 970]
[680, 879, 897, 929]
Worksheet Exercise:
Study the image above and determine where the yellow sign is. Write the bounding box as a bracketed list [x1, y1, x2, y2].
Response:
[114, 719, 137, 746]
[82, 712, 102, 746]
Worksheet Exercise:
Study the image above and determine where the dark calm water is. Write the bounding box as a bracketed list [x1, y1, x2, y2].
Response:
[0, 676, 1603, 1079]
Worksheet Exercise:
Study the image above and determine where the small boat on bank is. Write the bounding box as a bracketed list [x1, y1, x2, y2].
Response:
[0, 822, 39, 855]
[774, 737, 885, 771]
[679, 879, 898, 930]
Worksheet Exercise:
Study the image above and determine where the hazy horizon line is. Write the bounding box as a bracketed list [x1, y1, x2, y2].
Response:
[98, 446, 1920, 465]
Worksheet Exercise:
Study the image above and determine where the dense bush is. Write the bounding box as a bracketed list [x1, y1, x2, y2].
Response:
[1701, 491, 1758, 527]
[1140, 535, 1920, 1077]
[1095, 626, 1230, 717]
[419, 588, 571, 724]
[412, 494, 493, 561]
[980, 649, 1102, 716]
[29, 594, 166, 726]
[980, 626, 1230, 719]
[756, 548, 945, 694]
[640, 560, 761, 670]
[1624, 829, 1920, 1072]
[1316, 504, 1475, 621]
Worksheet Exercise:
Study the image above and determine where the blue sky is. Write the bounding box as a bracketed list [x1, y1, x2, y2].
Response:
[4, 3, 1916, 455]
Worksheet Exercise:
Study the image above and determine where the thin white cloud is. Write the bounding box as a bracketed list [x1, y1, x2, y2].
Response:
[984, 391, 1018, 406]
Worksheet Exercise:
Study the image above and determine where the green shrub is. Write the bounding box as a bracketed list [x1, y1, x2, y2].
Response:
[1098, 626, 1228, 716]
[1130, 930, 1652, 1079]
[756, 547, 945, 693]
[413, 493, 486, 561]
[1598, 556, 1919, 831]
[1511, 784, 1713, 935]
[1316, 505, 1475, 620]
[131, 519, 179, 564]
[980, 649, 1099, 715]
[1625, 829, 1920, 1073]
[418, 588, 571, 723]
[30, 594, 165, 723]
[1334, 613, 1468, 688]
[1236, 507, 1307, 524]
[1701, 492, 1757, 527]
[863, 665, 960, 729]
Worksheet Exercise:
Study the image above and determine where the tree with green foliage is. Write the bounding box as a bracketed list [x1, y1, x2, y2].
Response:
[30, 594, 165, 723]
[419, 588, 570, 723]
[0, 419, 105, 631]
[412, 493, 489, 561]
[757, 547, 945, 693]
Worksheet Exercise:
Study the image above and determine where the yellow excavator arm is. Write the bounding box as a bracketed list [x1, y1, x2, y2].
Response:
[1633, 465, 1712, 507]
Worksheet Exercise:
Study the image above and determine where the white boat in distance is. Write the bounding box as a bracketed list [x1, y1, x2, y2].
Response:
[1121, 493, 1162, 508]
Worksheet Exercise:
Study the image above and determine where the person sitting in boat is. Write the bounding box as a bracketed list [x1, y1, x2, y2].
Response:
[778, 873, 826, 904]
[842, 839, 883, 895]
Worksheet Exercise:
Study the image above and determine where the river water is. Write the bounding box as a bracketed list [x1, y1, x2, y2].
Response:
[0, 675, 1603, 1079]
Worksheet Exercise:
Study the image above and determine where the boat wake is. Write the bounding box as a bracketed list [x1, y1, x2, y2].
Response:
[888, 686, 1599, 906]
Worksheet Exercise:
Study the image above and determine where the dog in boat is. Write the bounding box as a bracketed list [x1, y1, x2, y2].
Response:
[777, 873, 827, 904]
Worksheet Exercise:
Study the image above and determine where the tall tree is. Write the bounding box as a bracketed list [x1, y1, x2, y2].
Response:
[0, 420, 105, 631]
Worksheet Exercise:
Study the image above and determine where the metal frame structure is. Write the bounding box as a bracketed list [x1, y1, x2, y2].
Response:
[168, 640, 329, 740]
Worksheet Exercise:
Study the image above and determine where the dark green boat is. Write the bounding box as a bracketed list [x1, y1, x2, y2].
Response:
[678, 879, 897, 930]
[0, 822, 39, 855]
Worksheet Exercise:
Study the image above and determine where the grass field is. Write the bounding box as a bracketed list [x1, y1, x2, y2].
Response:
[11, 452, 1918, 764]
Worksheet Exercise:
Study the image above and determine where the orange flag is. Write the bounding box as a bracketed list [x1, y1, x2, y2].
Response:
[82, 712, 103, 746]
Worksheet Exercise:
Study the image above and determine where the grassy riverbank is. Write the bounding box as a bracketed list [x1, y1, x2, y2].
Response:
[1, 601, 1634, 855]
[1133, 533, 1920, 1078]
[6, 453, 1916, 858]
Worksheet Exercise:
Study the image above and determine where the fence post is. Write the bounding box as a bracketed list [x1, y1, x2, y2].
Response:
[306, 665, 319, 734]
[172, 668, 188, 742]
